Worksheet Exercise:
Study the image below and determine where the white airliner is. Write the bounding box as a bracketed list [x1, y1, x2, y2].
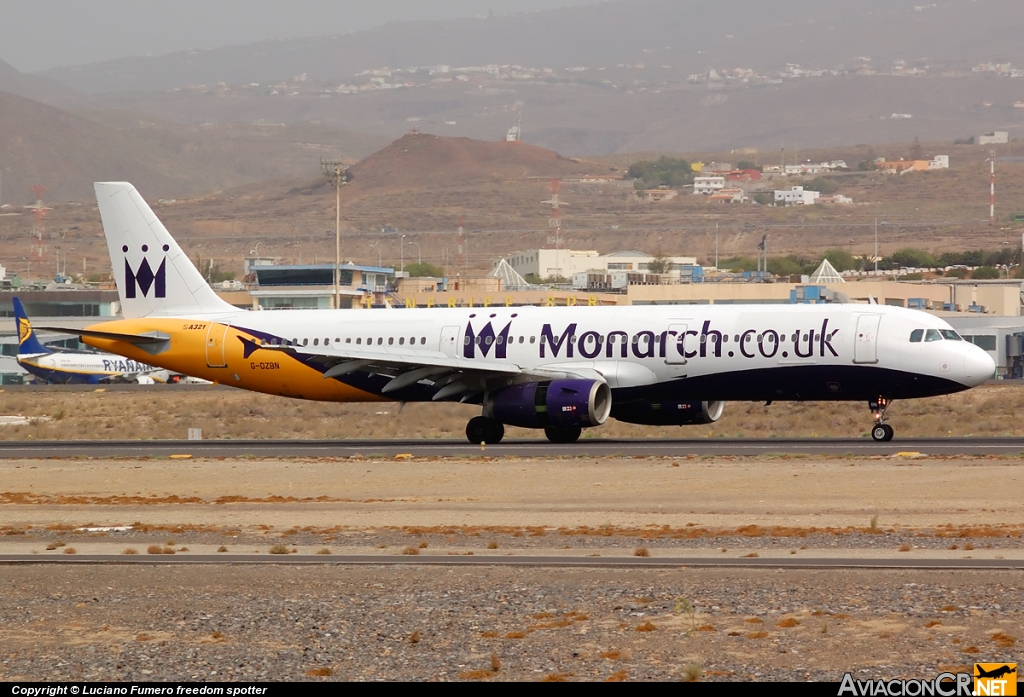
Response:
[14, 296, 168, 384]
[54, 182, 995, 443]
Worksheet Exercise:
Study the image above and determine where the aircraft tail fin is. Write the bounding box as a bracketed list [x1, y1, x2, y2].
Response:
[94, 182, 236, 318]
[13, 297, 49, 355]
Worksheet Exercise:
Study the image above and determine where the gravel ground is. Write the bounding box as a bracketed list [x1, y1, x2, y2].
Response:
[0, 566, 1020, 682]
[1, 454, 1021, 681]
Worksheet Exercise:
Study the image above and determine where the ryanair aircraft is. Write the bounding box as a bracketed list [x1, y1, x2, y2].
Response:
[62, 182, 994, 443]
[14, 296, 167, 384]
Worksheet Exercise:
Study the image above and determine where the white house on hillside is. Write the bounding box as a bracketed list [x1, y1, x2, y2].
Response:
[693, 176, 726, 195]
[775, 186, 820, 206]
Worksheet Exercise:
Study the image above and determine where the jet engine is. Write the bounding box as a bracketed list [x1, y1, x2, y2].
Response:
[611, 400, 724, 426]
[485, 379, 612, 430]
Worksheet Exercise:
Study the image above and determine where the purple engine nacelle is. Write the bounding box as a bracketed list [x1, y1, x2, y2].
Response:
[485, 379, 612, 429]
[611, 400, 724, 426]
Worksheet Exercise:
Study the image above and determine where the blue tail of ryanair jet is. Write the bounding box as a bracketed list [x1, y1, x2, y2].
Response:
[13, 297, 50, 355]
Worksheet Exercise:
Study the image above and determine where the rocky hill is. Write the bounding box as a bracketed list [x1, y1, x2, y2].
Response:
[346, 132, 596, 193]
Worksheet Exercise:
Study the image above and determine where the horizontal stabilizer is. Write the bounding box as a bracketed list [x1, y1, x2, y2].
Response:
[38, 327, 171, 355]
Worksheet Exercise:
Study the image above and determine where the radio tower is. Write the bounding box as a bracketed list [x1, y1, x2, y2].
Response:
[456, 215, 467, 276]
[543, 179, 568, 279]
[28, 185, 50, 265]
[989, 150, 996, 225]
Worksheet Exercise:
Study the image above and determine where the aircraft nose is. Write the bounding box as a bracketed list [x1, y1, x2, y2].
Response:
[963, 346, 996, 386]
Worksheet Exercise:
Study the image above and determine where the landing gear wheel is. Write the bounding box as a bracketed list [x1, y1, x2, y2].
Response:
[544, 425, 582, 444]
[868, 397, 894, 442]
[466, 416, 504, 444]
[871, 424, 894, 442]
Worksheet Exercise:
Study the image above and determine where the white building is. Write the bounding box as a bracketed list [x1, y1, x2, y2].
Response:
[928, 155, 949, 169]
[693, 176, 726, 195]
[775, 186, 820, 206]
[502, 249, 697, 281]
[979, 132, 1009, 145]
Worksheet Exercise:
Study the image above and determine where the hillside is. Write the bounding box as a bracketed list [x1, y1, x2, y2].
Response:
[345, 133, 596, 192]
[39, 0, 1024, 94]
[3, 135, 1022, 286]
[0, 59, 71, 102]
[0, 91, 390, 204]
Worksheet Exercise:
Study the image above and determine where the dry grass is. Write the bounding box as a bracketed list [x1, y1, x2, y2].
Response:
[777, 617, 801, 628]
[217, 546, 228, 553]
[633, 547, 650, 557]
[401, 546, 419, 555]
[540, 673, 573, 682]
[991, 632, 1017, 648]
[306, 667, 333, 677]
[6, 383, 1024, 441]
[122, 548, 138, 555]
[605, 670, 629, 682]
[45, 541, 65, 550]
[682, 664, 702, 682]
[899, 543, 912, 552]
[62, 547, 76, 555]
[635, 621, 657, 632]
[747, 631, 769, 639]
[146, 545, 175, 555]
[268, 544, 290, 554]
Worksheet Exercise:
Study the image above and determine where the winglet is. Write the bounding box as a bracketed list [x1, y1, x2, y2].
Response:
[13, 297, 49, 355]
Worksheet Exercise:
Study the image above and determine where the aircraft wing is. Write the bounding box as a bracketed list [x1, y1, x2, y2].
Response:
[258, 343, 603, 401]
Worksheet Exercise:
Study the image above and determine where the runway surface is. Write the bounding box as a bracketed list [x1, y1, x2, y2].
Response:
[2, 436, 1024, 458]
[1, 554, 1022, 569]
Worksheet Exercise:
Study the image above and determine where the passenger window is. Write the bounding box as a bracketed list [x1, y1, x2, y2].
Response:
[356, 338, 361, 345]
[925, 329, 942, 342]
[530, 336, 536, 344]
[313, 339, 319, 346]
[346, 338, 352, 344]
[377, 337, 383, 345]
[388, 337, 394, 345]
[910, 329, 923, 343]
[399, 337, 405, 345]
[420, 337, 426, 345]
[303, 338, 308, 346]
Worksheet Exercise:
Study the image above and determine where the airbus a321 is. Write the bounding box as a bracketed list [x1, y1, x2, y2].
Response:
[62, 182, 995, 443]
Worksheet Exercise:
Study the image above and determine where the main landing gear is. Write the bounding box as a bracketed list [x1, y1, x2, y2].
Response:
[464, 417, 583, 444]
[869, 397, 894, 442]
[466, 416, 505, 445]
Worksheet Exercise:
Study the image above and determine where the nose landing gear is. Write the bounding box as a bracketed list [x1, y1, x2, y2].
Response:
[869, 397, 894, 442]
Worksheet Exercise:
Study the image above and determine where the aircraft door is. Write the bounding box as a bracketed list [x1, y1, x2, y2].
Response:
[205, 322, 230, 368]
[853, 314, 881, 365]
[440, 326, 461, 358]
[666, 323, 689, 365]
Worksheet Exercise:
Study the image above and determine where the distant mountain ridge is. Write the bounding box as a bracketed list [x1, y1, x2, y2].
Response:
[39, 0, 1024, 94]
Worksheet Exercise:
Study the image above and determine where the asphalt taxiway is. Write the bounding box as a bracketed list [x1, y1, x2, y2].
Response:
[1, 554, 1022, 569]
[2, 436, 1024, 458]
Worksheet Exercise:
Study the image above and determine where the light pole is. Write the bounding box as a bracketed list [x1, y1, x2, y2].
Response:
[321, 158, 348, 309]
[401, 234, 406, 273]
[408, 241, 421, 266]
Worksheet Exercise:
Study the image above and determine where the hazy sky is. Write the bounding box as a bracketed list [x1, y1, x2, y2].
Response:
[0, 0, 607, 73]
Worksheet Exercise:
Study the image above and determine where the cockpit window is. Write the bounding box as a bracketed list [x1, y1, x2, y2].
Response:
[910, 329, 923, 343]
[925, 329, 942, 342]
[940, 329, 962, 341]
